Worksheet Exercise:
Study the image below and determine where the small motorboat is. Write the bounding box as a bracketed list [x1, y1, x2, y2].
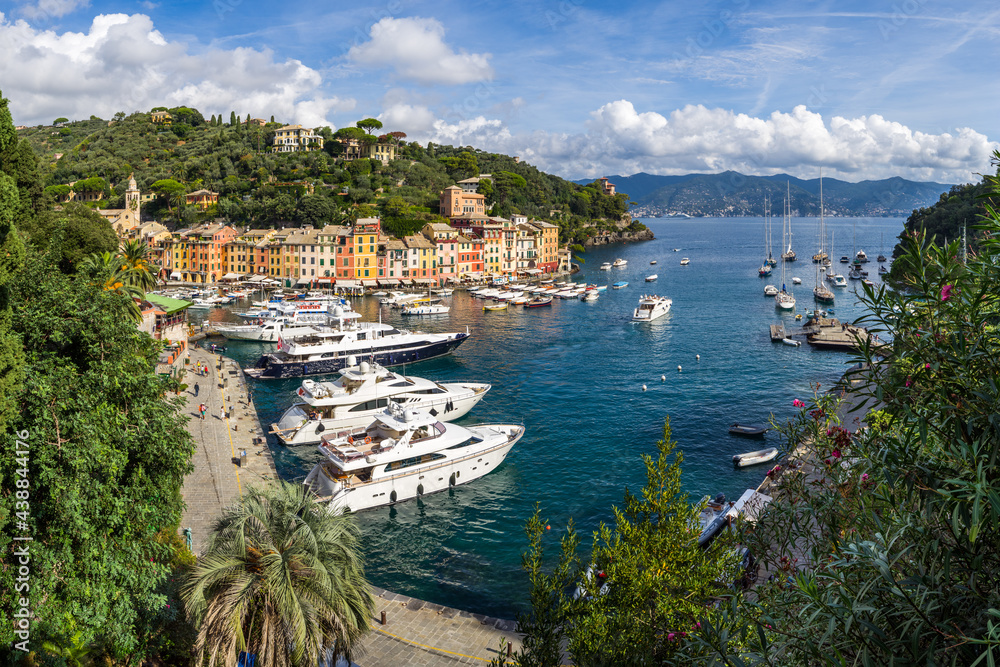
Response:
[791, 277, 802, 284]
[764, 284, 778, 296]
[781, 338, 801, 347]
[600, 262, 612, 271]
[483, 300, 508, 311]
[612, 281, 628, 289]
[673, 248, 680, 252]
[525, 295, 553, 307]
[733, 447, 779, 468]
[645, 274, 658, 282]
[650, 260, 658, 265]
[729, 423, 768, 438]
[680, 258, 690, 265]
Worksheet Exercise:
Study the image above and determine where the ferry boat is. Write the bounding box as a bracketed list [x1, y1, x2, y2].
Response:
[632, 295, 672, 322]
[612, 258, 627, 267]
[245, 309, 470, 380]
[270, 361, 490, 446]
[303, 404, 524, 512]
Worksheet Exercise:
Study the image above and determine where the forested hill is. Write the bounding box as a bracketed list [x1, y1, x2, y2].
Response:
[583, 171, 954, 217]
[17, 109, 632, 243]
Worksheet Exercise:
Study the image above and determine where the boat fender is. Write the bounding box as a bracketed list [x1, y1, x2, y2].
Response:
[661, 375, 666, 382]
[390, 490, 397, 504]
[449, 473, 456, 487]
[641, 384, 647, 392]
[347, 436, 354, 444]
[417, 484, 424, 496]
[678, 365, 682, 372]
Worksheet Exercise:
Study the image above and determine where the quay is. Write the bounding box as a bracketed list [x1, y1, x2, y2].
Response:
[770, 317, 874, 351]
[179, 340, 523, 666]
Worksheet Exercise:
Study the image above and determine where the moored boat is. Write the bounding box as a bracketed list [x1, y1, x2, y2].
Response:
[612, 258, 627, 267]
[729, 423, 768, 438]
[525, 295, 553, 307]
[612, 281, 629, 289]
[680, 258, 690, 265]
[303, 404, 524, 512]
[483, 300, 508, 311]
[632, 294, 672, 322]
[645, 274, 658, 282]
[732, 447, 779, 468]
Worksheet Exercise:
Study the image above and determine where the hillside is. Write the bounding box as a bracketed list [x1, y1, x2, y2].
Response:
[581, 171, 953, 217]
[18, 110, 632, 244]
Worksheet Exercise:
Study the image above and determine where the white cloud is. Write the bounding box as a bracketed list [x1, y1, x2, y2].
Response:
[0, 13, 354, 128]
[347, 17, 493, 85]
[401, 100, 995, 183]
[19, 0, 89, 20]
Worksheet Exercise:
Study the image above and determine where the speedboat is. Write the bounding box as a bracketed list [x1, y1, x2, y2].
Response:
[582, 291, 599, 302]
[525, 295, 552, 307]
[632, 294, 672, 322]
[612, 258, 627, 267]
[270, 361, 491, 446]
[680, 258, 690, 265]
[645, 274, 658, 282]
[400, 302, 450, 316]
[612, 281, 628, 289]
[245, 308, 470, 380]
[732, 447, 779, 468]
[303, 404, 524, 512]
[840, 256, 850, 263]
[831, 274, 847, 287]
[650, 260, 658, 265]
[600, 262, 612, 271]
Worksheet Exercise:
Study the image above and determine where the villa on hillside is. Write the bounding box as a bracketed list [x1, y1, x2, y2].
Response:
[440, 185, 487, 218]
[271, 125, 324, 153]
[185, 189, 219, 210]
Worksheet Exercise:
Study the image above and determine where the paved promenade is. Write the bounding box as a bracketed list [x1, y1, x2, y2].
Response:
[359, 588, 521, 666]
[178, 344, 277, 554]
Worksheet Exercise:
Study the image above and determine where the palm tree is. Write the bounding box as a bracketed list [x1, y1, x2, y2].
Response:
[181, 482, 374, 667]
[79, 251, 144, 321]
[119, 238, 159, 292]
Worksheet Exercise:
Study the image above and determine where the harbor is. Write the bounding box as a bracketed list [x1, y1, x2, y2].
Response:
[183, 215, 901, 620]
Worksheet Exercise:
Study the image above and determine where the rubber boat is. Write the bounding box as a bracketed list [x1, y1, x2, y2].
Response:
[732, 447, 779, 468]
[729, 423, 768, 438]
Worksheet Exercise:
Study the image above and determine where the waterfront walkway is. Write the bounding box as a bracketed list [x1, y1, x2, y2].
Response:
[178, 344, 277, 554]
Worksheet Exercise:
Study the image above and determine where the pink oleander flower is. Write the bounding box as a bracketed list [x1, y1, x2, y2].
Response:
[905, 376, 912, 387]
[667, 633, 676, 641]
[861, 473, 869, 481]
[925, 363, 931, 369]
[793, 399, 805, 407]
[832, 449, 841, 459]
[941, 284, 953, 301]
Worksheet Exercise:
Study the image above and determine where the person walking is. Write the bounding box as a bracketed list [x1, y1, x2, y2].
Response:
[199, 403, 207, 420]
[220, 405, 227, 421]
[194, 382, 200, 397]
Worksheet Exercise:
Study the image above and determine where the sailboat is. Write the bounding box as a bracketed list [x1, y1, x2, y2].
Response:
[781, 183, 796, 262]
[813, 173, 835, 305]
[877, 232, 887, 263]
[775, 196, 796, 310]
[763, 196, 778, 289]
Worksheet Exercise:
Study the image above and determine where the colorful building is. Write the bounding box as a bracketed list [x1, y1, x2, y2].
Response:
[271, 124, 324, 153]
[440, 185, 486, 218]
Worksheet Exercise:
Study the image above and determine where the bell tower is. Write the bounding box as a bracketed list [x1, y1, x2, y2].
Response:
[125, 173, 140, 224]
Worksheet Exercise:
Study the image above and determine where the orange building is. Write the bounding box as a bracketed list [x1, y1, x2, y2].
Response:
[439, 185, 486, 218]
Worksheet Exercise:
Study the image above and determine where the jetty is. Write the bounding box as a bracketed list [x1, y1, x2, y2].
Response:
[803, 318, 871, 351]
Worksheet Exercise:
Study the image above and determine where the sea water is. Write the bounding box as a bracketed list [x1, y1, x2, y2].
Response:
[200, 216, 902, 618]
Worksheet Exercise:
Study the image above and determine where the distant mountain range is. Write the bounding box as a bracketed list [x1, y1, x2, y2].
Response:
[575, 172, 954, 217]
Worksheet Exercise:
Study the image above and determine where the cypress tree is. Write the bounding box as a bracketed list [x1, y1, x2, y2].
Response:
[230, 111, 237, 126]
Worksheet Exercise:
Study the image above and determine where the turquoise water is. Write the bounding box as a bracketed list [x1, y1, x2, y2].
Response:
[200, 216, 902, 618]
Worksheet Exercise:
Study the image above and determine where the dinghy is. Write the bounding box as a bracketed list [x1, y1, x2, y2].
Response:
[729, 423, 768, 438]
[732, 447, 779, 468]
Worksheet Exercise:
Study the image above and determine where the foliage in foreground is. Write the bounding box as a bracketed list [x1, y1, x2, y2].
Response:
[692, 154, 1000, 665]
[181, 482, 375, 667]
[494, 418, 740, 666]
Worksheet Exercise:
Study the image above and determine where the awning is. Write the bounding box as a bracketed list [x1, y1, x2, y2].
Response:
[337, 279, 360, 288]
[414, 278, 435, 285]
[296, 276, 312, 285]
[523, 268, 542, 274]
[169, 271, 183, 280]
[378, 278, 400, 286]
[247, 275, 266, 283]
[360, 279, 377, 287]
[221, 273, 240, 280]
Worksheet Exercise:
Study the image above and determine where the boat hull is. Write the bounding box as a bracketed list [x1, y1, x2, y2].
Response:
[246, 335, 469, 380]
[309, 426, 523, 512]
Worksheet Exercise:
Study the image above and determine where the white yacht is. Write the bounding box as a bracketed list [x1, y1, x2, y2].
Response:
[632, 294, 672, 322]
[680, 258, 690, 265]
[215, 316, 324, 342]
[303, 404, 524, 512]
[245, 308, 470, 380]
[612, 258, 627, 267]
[831, 274, 848, 288]
[400, 299, 450, 316]
[235, 300, 340, 321]
[270, 361, 490, 446]
[600, 262, 612, 271]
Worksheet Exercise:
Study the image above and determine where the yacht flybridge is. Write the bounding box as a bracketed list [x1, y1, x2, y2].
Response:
[245, 307, 470, 379]
[303, 404, 525, 512]
[270, 360, 491, 446]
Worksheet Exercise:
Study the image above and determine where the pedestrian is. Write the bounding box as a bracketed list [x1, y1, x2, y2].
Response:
[194, 382, 199, 397]
[220, 405, 227, 421]
[199, 403, 206, 420]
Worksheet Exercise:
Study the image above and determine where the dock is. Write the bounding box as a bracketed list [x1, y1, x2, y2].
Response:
[178, 345, 277, 555]
[769, 324, 787, 341]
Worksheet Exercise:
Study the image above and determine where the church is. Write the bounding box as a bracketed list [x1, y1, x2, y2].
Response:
[95, 173, 142, 236]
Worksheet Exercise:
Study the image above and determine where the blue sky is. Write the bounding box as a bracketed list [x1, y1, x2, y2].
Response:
[2, 0, 998, 183]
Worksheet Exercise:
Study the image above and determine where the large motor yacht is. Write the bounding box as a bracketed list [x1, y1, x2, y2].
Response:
[214, 316, 323, 342]
[632, 294, 672, 322]
[303, 404, 524, 512]
[270, 361, 491, 446]
[245, 307, 470, 380]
